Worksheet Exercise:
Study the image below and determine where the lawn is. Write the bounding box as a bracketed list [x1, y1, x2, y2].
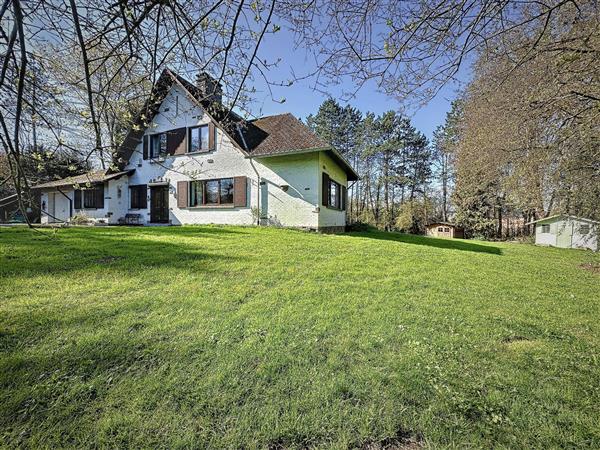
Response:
[1, 226, 599, 449]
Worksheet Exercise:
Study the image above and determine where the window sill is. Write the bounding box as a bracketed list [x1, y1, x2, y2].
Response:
[149, 156, 168, 163]
[325, 205, 344, 211]
[186, 204, 236, 209]
[185, 149, 215, 156]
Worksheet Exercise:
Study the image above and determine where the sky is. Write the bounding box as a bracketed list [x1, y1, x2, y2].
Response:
[245, 27, 471, 141]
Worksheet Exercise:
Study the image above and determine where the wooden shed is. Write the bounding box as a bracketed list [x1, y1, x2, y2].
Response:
[526, 215, 598, 251]
[426, 222, 464, 239]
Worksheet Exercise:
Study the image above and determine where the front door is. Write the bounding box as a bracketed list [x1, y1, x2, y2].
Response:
[150, 185, 169, 223]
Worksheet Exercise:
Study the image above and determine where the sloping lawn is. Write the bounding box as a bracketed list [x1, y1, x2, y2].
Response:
[1, 226, 599, 449]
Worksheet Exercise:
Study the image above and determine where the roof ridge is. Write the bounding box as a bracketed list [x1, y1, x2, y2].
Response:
[251, 112, 294, 122]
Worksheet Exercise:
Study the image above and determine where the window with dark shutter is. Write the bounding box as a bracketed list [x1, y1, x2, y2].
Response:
[83, 185, 104, 209]
[322, 172, 330, 206]
[188, 124, 215, 153]
[187, 178, 235, 206]
[150, 133, 167, 158]
[326, 178, 342, 209]
[130, 185, 147, 209]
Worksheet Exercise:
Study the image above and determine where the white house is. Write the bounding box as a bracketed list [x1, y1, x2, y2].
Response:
[527, 215, 599, 251]
[35, 69, 358, 232]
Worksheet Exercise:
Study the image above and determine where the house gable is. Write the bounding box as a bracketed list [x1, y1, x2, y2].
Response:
[114, 69, 358, 181]
[115, 70, 250, 169]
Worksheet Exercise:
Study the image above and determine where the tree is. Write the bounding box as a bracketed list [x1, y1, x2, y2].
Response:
[432, 100, 462, 221]
[306, 99, 362, 219]
[452, 6, 600, 237]
[395, 198, 435, 234]
[283, 1, 595, 104]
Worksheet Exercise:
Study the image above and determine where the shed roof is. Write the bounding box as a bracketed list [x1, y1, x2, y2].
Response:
[525, 214, 600, 225]
[427, 222, 462, 228]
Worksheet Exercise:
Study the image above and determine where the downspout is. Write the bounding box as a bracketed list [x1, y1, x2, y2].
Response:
[56, 187, 73, 221]
[237, 124, 261, 225]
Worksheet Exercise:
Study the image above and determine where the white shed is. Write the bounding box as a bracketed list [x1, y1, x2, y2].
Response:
[527, 215, 599, 251]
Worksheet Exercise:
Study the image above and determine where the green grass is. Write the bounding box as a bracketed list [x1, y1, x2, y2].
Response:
[1, 226, 599, 449]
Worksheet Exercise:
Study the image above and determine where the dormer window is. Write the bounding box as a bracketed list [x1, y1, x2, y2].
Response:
[150, 133, 167, 158]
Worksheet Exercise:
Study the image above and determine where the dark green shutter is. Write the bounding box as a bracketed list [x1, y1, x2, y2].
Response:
[142, 135, 149, 160]
[139, 185, 147, 209]
[322, 172, 330, 206]
[74, 190, 82, 209]
[97, 185, 105, 209]
[341, 185, 347, 210]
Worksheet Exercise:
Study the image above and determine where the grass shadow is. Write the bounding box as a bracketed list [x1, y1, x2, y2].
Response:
[346, 230, 502, 255]
[0, 226, 241, 278]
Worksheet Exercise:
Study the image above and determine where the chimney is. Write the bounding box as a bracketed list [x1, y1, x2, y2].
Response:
[196, 72, 222, 104]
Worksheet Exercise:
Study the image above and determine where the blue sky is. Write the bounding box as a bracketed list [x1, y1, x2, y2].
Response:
[247, 28, 471, 140]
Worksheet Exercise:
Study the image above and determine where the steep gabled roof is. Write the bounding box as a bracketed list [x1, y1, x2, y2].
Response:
[114, 69, 359, 180]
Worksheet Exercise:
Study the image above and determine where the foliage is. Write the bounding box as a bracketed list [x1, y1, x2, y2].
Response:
[1, 226, 599, 448]
[70, 213, 93, 226]
[308, 104, 433, 231]
[432, 100, 461, 221]
[452, 6, 600, 236]
[0, 145, 88, 197]
[394, 198, 435, 234]
[305, 99, 362, 159]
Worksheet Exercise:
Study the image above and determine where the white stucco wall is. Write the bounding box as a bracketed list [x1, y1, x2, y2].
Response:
[40, 177, 129, 225]
[123, 84, 322, 228]
[571, 221, 598, 251]
[40, 190, 70, 224]
[318, 151, 348, 229]
[535, 221, 558, 246]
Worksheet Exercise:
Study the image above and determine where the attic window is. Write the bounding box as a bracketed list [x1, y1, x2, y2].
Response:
[189, 124, 212, 153]
[541, 224, 550, 233]
[150, 133, 167, 158]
